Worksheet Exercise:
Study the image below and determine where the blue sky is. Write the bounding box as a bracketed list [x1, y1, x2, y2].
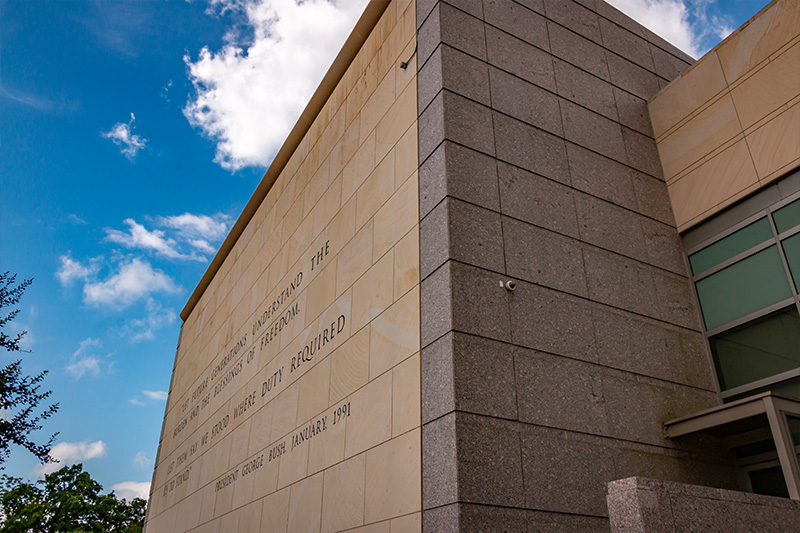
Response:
[0, 0, 769, 501]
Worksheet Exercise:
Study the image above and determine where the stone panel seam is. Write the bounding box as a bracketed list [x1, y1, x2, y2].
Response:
[420, 255, 701, 332]
[420, 192, 687, 280]
[455, 409, 730, 461]
[419, 327, 715, 400]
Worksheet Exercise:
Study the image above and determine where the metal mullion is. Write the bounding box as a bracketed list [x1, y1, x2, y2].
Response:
[767, 211, 800, 317]
[692, 239, 774, 281]
[705, 298, 796, 337]
[764, 396, 800, 500]
[778, 224, 800, 241]
[720, 368, 800, 400]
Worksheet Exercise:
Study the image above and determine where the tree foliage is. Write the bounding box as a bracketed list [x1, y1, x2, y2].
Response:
[0, 464, 146, 532]
[0, 272, 59, 468]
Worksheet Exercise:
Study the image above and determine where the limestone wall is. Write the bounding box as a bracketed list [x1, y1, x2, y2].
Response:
[145, 1, 421, 530]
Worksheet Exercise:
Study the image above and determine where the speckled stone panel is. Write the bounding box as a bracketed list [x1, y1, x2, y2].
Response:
[417, 1, 735, 531]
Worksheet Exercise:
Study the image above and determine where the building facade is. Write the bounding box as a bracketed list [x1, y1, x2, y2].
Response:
[145, 0, 800, 531]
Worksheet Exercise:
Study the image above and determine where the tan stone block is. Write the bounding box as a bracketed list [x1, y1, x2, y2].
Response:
[332, 119, 361, 179]
[330, 325, 371, 405]
[261, 487, 290, 532]
[365, 429, 422, 524]
[287, 216, 315, 271]
[731, 42, 800, 129]
[657, 94, 742, 180]
[345, 371, 393, 458]
[717, 0, 800, 85]
[376, 82, 417, 162]
[391, 513, 422, 533]
[349, 521, 391, 533]
[361, 69, 397, 143]
[227, 418, 252, 470]
[288, 471, 324, 532]
[392, 352, 420, 437]
[270, 384, 299, 442]
[393, 226, 419, 300]
[307, 399, 347, 474]
[251, 443, 280, 500]
[277, 426, 309, 487]
[238, 500, 264, 532]
[198, 482, 217, 527]
[296, 357, 332, 425]
[211, 429, 233, 479]
[370, 285, 420, 379]
[176, 490, 203, 532]
[356, 151, 396, 230]
[746, 102, 800, 179]
[321, 454, 366, 532]
[326, 194, 357, 256]
[304, 156, 332, 218]
[336, 219, 374, 297]
[394, 121, 418, 187]
[213, 472, 234, 518]
[352, 250, 395, 331]
[347, 57, 379, 127]
[373, 171, 418, 260]
[231, 455, 256, 510]
[313, 175, 343, 239]
[343, 130, 377, 203]
[282, 194, 305, 246]
[304, 258, 338, 326]
[395, 38, 417, 96]
[668, 138, 759, 228]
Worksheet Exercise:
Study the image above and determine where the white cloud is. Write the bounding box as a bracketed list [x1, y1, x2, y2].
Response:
[68, 214, 88, 225]
[158, 213, 229, 242]
[605, 0, 698, 56]
[56, 254, 100, 286]
[66, 355, 101, 379]
[105, 219, 204, 262]
[103, 113, 147, 160]
[604, 0, 738, 58]
[111, 480, 151, 501]
[142, 390, 168, 401]
[133, 451, 152, 468]
[126, 299, 177, 342]
[130, 388, 169, 406]
[66, 338, 106, 379]
[184, 0, 368, 170]
[83, 258, 178, 308]
[37, 440, 107, 476]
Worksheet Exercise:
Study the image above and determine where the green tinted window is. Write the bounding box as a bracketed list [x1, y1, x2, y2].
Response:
[774, 197, 800, 234]
[782, 232, 800, 292]
[710, 307, 800, 390]
[696, 246, 793, 330]
[689, 218, 772, 275]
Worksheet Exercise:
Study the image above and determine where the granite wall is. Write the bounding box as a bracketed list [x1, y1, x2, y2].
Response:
[416, 0, 739, 530]
[607, 477, 800, 532]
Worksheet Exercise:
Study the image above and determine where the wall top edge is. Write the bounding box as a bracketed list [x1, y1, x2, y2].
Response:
[179, 0, 392, 322]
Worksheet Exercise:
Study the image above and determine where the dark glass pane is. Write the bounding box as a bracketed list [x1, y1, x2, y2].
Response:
[696, 246, 793, 331]
[782, 232, 800, 292]
[689, 218, 772, 275]
[725, 376, 800, 402]
[774, 197, 800, 234]
[749, 466, 790, 498]
[710, 307, 800, 391]
[734, 438, 776, 459]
